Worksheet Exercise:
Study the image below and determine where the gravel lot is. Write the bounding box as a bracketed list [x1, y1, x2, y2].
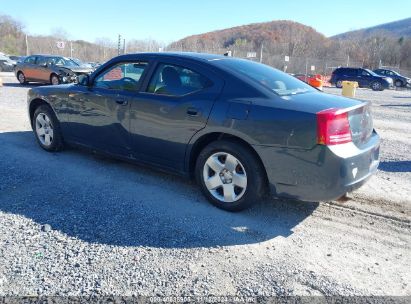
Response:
[0, 74, 410, 298]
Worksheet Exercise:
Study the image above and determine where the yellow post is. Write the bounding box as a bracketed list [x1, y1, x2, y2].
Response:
[341, 81, 358, 98]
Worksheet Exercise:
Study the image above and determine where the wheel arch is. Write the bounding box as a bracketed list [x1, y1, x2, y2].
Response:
[28, 98, 55, 129]
[186, 132, 269, 189]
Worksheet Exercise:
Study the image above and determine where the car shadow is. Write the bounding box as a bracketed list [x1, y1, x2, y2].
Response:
[1, 82, 46, 88]
[380, 103, 411, 107]
[378, 160, 411, 173]
[0, 131, 318, 249]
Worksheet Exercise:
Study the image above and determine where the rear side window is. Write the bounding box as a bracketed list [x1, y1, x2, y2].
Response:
[147, 63, 211, 96]
[342, 68, 357, 76]
[24, 56, 36, 64]
[217, 58, 315, 96]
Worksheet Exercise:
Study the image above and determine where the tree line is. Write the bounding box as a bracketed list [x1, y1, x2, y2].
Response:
[1, 14, 410, 75]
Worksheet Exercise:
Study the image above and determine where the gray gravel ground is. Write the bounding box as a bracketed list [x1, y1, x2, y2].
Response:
[0, 75, 410, 297]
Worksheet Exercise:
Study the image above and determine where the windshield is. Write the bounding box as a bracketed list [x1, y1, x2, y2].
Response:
[53, 57, 79, 67]
[70, 57, 91, 67]
[216, 58, 316, 96]
[365, 69, 379, 77]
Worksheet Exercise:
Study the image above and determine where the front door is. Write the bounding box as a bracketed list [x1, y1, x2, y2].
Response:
[129, 60, 223, 172]
[64, 61, 150, 156]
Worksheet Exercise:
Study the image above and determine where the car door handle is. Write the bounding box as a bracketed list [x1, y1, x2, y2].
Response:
[187, 107, 199, 116]
[116, 99, 128, 106]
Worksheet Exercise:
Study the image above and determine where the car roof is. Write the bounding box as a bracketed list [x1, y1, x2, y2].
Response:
[114, 52, 227, 63]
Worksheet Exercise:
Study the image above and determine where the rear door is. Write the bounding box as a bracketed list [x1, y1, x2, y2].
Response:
[22, 56, 38, 80]
[129, 59, 224, 172]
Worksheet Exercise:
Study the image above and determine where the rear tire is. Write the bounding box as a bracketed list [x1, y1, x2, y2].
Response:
[195, 140, 266, 211]
[17, 71, 27, 84]
[336, 80, 343, 88]
[33, 105, 64, 152]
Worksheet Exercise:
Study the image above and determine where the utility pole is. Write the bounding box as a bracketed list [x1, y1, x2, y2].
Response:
[123, 39, 126, 54]
[259, 43, 264, 63]
[117, 34, 122, 56]
[346, 55, 350, 67]
[25, 34, 29, 56]
[70, 41, 73, 57]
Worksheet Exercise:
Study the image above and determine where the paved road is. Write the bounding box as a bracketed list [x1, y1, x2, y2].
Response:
[0, 77, 410, 297]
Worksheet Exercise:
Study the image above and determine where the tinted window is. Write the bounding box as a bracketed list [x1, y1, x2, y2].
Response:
[147, 63, 211, 96]
[217, 58, 315, 96]
[361, 70, 371, 76]
[341, 69, 357, 76]
[364, 69, 379, 76]
[24, 56, 36, 64]
[37, 57, 48, 66]
[94, 62, 148, 91]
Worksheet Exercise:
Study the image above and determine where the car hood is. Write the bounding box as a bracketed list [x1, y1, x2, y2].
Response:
[61, 66, 93, 73]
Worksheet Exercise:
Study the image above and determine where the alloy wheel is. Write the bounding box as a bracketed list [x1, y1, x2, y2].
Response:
[51, 75, 59, 85]
[203, 152, 247, 203]
[18, 73, 25, 84]
[35, 112, 54, 146]
[372, 82, 381, 90]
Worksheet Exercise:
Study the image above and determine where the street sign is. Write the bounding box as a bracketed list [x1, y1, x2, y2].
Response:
[56, 41, 65, 49]
[311, 65, 315, 71]
[246, 52, 257, 58]
[285, 56, 290, 62]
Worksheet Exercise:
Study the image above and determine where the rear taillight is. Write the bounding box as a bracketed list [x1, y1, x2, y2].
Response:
[317, 108, 352, 145]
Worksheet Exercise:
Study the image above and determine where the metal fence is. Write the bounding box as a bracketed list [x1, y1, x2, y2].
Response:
[164, 46, 366, 77]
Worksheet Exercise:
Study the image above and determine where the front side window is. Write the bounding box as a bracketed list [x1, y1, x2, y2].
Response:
[147, 63, 211, 96]
[24, 56, 36, 64]
[54, 57, 67, 66]
[94, 62, 148, 91]
[216, 58, 315, 96]
[37, 57, 48, 66]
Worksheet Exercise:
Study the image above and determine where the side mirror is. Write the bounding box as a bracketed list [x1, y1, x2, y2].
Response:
[77, 74, 90, 86]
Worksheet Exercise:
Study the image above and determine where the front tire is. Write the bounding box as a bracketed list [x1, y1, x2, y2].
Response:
[395, 80, 403, 87]
[195, 140, 266, 211]
[371, 81, 383, 91]
[33, 105, 64, 152]
[50, 74, 60, 85]
[336, 80, 343, 88]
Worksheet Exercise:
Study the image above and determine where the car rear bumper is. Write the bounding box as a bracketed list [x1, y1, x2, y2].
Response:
[253, 132, 380, 201]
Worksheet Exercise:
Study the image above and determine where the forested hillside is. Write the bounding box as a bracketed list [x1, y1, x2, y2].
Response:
[1, 14, 411, 73]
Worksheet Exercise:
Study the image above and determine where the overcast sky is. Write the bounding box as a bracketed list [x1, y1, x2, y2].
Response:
[1, 0, 410, 43]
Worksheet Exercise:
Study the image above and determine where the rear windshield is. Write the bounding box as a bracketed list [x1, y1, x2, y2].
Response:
[216, 58, 316, 96]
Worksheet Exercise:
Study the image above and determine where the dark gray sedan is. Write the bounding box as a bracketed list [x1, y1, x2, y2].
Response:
[26, 53, 380, 211]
